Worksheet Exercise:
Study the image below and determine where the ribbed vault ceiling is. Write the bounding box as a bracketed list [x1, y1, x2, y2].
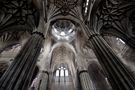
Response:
[0, 0, 135, 48]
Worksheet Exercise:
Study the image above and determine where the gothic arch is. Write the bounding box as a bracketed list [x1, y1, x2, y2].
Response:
[0, 42, 19, 54]
[99, 25, 127, 40]
[99, 25, 135, 48]
[50, 43, 76, 71]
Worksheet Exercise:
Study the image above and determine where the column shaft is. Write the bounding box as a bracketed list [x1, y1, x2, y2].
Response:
[0, 34, 44, 90]
[88, 35, 135, 89]
[79, 71, 93, 90]
[37, 71, 49, 90]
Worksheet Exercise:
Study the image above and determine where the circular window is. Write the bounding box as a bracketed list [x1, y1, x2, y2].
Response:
[52, 20, 76, 42]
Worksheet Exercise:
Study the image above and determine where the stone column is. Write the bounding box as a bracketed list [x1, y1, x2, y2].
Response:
[79, 20, 135, 89]
[77, 55, 93, 90]
[34, 70, 49, 90]
[79, 70, 93, 90]
[87, 33, 135, 89]
[0, 17, 49, 90]
[0, 33, 44, 90]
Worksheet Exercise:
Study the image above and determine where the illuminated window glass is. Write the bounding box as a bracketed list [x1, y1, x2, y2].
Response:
[65, 70, 69, 76]
[60, 69, 64, 76]
[56, 70, 59, 76]
[116, 38, 125, 44]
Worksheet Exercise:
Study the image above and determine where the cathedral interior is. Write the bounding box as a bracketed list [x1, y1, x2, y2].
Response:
[0, 0, 135, 90]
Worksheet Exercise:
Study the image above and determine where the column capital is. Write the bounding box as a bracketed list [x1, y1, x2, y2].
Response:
[32, 31, 45, 39]
[78, 70, 88, 75]
[33, 16, 50, 37]
[88, 33, 100, 40]
[79, 70, 94, 90]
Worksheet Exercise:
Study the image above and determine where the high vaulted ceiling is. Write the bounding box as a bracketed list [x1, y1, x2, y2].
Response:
[0, 0, 135, 48]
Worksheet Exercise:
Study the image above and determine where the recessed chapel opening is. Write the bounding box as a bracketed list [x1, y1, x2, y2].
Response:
[49, 43, 76, 90]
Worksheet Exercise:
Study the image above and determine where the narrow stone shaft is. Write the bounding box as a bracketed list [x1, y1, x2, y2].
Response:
[0, 33, 44, 90]
[88, 35, 135, 90]
[37, 71, 49, 90]
[79, 71, 93, 90]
